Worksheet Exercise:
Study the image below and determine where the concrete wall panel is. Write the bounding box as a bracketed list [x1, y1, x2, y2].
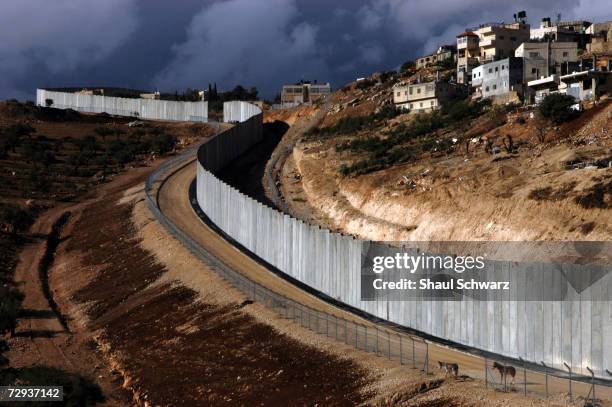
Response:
[37, 89, 208, 122]
[195, 101, 611, 378]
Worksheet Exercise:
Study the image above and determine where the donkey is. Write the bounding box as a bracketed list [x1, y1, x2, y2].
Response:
[438, 361, 459, 378]
[492, 361, 516, 384]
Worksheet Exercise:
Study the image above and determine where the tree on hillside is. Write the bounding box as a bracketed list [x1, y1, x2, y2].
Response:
[538, 93, 576, 124]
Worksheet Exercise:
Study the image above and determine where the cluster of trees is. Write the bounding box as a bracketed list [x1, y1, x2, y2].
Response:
[338, 99, 491, 176]
[308, 105, 400, 138]
[0, 124, 35, 159]
[537, 93, 577, 124]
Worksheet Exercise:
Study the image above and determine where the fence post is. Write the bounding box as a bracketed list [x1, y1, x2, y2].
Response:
[365, 325, 368, 352]
[399, 334, 403, 365]
[425, 342, 429, 375]
[354, 321, 358, 349]
[326, 312, 329, 337]
[484, 356, 488, 389]
[345, 318, 348, 345]
[412, 338, 416, 368]
[387, 331, 391, 360]
[519, 357, 526, 396]
[541, 361, 548, 399]
[586, 366, 595, 407]
[335, 315, 338, 341]
[375, 326, 379, 356]
[564, 362, 572, 402]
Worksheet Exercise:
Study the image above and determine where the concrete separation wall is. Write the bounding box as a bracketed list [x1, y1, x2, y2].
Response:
[36, 89, 208, 122]
[196, 101, 612, 379]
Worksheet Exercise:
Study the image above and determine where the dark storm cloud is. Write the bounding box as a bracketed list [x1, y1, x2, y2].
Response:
[1, 0, 611, 100]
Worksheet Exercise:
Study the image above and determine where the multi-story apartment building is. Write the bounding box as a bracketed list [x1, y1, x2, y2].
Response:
[456, 31, 480, 83]
[471, 57, 524, 102]
[515, 41, 579, 82]
[393, 80, 464, 114]
[457, 14, 530, 84]
[475, 22, 531, 63]
[281, 81, 331, 107]
[416, 45, 457, 69]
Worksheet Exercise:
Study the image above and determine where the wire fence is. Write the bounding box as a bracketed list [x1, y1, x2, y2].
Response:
[145, 129, 612, 405]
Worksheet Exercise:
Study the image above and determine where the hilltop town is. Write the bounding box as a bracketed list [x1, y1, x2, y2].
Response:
[270, 12, 612, 242]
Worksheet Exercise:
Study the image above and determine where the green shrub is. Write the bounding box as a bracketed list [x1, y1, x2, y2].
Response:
[538, 93, 577, 124]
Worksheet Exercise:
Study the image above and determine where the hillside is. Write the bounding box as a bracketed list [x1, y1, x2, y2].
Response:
[273, 72, 612, 241]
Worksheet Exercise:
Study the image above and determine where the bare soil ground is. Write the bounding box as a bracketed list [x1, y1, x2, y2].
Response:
[51, 172, 374, 406]
[279, 99, 612, 242]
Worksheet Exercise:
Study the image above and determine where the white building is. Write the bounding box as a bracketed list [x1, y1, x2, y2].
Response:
[393, 80, 464, 114]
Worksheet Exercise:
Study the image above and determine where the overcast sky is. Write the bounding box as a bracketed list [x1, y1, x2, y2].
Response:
[2, 0, 611, 100]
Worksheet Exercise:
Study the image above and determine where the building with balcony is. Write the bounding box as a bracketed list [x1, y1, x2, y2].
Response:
[456, 31, 480, 84]
[560, 70, 612, 102]
[457, 14, 531, 84]
[527, 75, 560, 104]
[393, 80, 465, 114]
[281, 81, 331, 107]
[475, 22, 531, 63]
[416, 45, 457, 69]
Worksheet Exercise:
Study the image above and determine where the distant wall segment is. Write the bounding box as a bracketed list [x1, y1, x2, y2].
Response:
[36, 89, 208, 122]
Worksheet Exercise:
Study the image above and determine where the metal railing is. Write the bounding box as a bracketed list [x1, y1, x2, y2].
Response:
[144, 125, 612, 405]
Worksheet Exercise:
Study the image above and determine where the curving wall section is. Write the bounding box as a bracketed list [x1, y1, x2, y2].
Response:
[196, 102, 612, 378]
[36, 89, 208, 122]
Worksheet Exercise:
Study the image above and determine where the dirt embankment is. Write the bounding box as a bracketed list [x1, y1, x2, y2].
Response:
[281, 101, 612, 242]
[51, 176, 373, 406]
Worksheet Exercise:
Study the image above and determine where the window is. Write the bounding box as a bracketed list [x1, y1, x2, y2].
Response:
[430, 100, 435, 106]
[409, 88, 413, 95]
[493, 84, 497, 90]
[485, 86, 490, 91]
[563, 51, 569, 57]
[410, 104, 413, 109]
[502, 65, 505, 70]
[529, 52, 539, 58]
[499, 35, 505, 40]
[510, 36, 517, 41]
[420, 102, 423, 107]
[405, 91, 408, 96]
[532, 68, 537, 74]
[488, 68, 493, 73]
[495, 67, 499, 72]
[396, 92, 400, 97]
[417, 88, 421, 94]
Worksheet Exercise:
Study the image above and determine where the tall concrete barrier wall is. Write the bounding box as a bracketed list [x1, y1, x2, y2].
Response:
[197, 102, 612, 378]
[36, 89, 208, 122]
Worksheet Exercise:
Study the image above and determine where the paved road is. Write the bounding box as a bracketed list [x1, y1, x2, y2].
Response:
[155, 150, 612, 404]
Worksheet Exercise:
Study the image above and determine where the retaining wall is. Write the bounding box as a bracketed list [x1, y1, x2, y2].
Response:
[36, 89, 208, 122]
[196, 102, 612, 378]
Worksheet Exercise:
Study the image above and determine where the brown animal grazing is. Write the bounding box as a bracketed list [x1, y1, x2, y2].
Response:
[438, 361, 459, 378]
[492, 362, 516, 384]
